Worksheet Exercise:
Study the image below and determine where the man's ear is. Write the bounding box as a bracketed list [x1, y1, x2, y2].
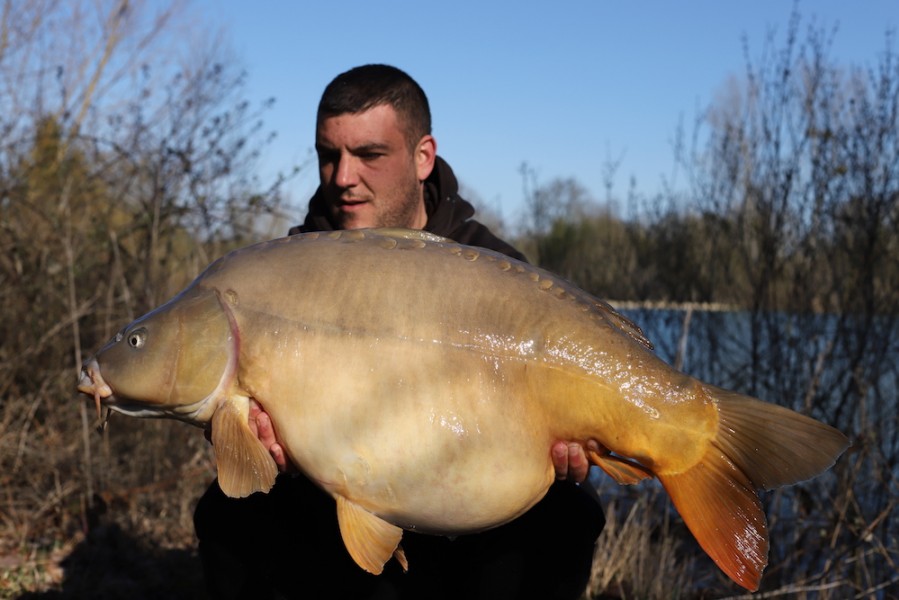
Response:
[415, 135, 437, 182]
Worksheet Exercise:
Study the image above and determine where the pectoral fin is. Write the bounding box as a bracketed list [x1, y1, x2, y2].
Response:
[336, 495, 404, 575]
[587, 445, 654, 485]
[210, 399, 278, 498]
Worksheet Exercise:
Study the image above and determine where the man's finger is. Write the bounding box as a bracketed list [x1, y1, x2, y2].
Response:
[270, 442, 289, 471]
[255, 410, 277, 448]
[552, 441, 569, 480]
[567, 442, 589, 483]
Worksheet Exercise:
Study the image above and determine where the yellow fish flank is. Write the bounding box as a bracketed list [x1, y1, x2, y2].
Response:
[77, 229, 848, 591]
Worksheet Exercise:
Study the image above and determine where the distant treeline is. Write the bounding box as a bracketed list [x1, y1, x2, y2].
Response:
[521, 196, 897, 315]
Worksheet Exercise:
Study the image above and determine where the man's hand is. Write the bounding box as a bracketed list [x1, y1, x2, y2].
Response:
[248, 400, 293, 473]
[552, 440, 598, 483]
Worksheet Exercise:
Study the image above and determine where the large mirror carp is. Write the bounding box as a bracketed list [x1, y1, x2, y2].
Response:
[78, 229, 848, 591]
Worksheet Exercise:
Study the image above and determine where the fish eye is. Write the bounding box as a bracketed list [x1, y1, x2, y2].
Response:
[127, 328, 148, 349]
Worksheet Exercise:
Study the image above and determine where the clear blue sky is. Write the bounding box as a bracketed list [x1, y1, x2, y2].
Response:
[196, 0, 898, 227]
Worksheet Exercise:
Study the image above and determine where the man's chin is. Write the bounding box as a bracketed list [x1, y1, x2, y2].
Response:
[332, 207, 375, 230]
[335, 216, 376, 230]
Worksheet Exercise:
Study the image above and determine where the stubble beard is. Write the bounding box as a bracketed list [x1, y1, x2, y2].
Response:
[334, 173, 424, 230]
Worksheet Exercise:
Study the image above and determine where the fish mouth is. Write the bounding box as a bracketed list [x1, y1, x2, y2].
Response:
[78, 359, 113, 422]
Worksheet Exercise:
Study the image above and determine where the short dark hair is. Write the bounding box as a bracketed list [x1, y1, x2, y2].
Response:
[317, 64, 432, 148]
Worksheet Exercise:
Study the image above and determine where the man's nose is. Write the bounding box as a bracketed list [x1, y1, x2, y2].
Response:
[334, 154, 359, 188]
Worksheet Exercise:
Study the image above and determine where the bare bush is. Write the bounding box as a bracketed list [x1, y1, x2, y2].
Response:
[0, 2, 289, 594]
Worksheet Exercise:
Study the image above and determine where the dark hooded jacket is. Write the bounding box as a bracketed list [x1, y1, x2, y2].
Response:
[288, 156, 527, 262]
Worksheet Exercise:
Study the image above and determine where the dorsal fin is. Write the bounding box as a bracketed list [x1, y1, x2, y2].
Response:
[553, 283, 653, 350]
[592, 299, 653, 350]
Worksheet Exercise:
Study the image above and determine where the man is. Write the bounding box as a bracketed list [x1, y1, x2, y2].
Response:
[194, 64, 604, 600]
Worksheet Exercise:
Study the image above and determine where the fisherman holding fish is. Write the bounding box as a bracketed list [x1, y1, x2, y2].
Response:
[193, 65, 605, 599]
[79, 63, 847, 596]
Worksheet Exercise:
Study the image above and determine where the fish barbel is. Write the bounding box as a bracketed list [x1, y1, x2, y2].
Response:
[77, 228, 848, 591]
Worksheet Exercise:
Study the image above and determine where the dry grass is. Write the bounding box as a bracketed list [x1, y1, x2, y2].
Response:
[586, 489, 697, 599]
[0, 388, 216, 599]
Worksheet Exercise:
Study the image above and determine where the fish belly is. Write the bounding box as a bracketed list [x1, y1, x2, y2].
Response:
[241, 330, 557, 535]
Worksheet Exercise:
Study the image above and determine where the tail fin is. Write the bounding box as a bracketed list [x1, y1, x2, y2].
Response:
[658, 386, 849, 591]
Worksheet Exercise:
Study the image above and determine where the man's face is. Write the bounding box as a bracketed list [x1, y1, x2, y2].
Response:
[315, 104, 435, 230]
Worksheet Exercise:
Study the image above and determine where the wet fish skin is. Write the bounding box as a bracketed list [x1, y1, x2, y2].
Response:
[77, 228, 849, 591]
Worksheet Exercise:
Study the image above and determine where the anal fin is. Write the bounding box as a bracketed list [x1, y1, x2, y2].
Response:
[336, 495, 404, 575]
[210, 399, 278, 498]
[587, 445, 654, 485]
